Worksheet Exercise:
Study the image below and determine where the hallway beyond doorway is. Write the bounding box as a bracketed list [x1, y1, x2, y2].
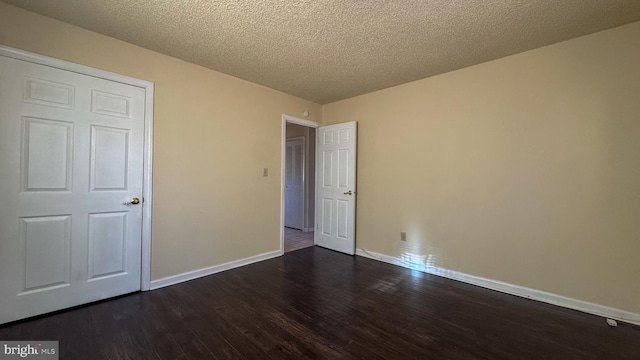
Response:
[284, 227, 314, 252]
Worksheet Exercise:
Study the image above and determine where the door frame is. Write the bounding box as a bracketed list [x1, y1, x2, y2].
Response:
[0, 45, 155, 291]
[280, 115, 319, 254]
[284, 136, 306, 230]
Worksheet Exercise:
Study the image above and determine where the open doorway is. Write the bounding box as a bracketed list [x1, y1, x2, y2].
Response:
[280, 115, 357, 255]
[283, 118, 317, 252]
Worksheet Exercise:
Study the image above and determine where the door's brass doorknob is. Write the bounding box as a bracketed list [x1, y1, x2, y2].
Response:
[124, 197, 140, 205]
[343, 190, 353, 195]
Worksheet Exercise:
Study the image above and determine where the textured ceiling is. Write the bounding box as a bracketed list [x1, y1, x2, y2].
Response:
[4, 1, 640, 104]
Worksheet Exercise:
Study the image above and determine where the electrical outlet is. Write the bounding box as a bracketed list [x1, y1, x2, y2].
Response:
[263, 168, 268, 177]
[400, 232, 407, 241]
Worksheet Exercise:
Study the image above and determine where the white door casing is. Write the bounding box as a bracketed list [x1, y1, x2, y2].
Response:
[0, 52, 150, 324]
[284, 137, 305, 230]
[315, 121, 357, 255]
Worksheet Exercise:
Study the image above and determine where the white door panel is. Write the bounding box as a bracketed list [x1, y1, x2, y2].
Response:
[0, 56, 145, 324]
[285, 138, 305, 230]
[315, 122, 356, 255]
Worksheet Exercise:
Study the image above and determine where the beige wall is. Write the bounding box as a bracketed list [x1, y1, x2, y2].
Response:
[0, 2, 322, 280]
[323, 22, 640, 314]
[286, 123, 316, 230]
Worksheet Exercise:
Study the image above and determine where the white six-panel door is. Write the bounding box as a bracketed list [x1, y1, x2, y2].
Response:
[315, 122, 357, 255]
[284, 138, 305, 230]
[0, 56, 146, 324]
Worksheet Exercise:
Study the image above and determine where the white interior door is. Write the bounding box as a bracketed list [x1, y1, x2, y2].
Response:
[315, 121, 357, 255]
[0, 56, 146, 324]
[284, 138, 305, 230]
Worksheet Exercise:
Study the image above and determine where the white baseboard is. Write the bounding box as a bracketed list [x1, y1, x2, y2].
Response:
[304, 227, 314, 232]
[150, 249, 283, 290]
[356, 248, 640, 326]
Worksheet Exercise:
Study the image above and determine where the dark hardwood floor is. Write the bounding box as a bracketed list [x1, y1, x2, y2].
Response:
[1, 246, 638, 359]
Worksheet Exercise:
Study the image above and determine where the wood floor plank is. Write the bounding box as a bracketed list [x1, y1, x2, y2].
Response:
[133, 292, 188, 360]
[194, 280, 339, 359]
[1, 246, 638, 359]
[179, 337, 219, 360]
[169, 281, 270, 360]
